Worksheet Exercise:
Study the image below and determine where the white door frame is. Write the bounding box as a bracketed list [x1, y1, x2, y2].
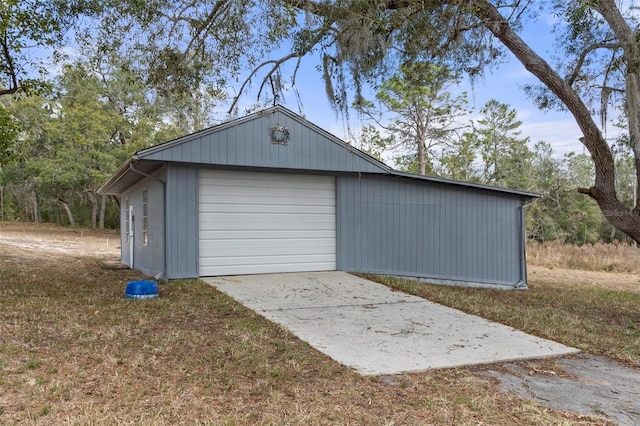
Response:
[128, 204, 134, 267]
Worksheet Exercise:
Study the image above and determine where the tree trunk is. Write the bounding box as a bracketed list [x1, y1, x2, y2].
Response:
[417, 139, 426, 175]
[87, 190, 97, 229]
[472, 0, 640, 243]
[593, 0, 640, 211]
[59, 198, 75, 228]
[99, 194, 106, 230]
[33, 193, 40, 223]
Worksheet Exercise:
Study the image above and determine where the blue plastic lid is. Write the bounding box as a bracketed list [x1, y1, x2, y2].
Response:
[125, 280, 159, 299]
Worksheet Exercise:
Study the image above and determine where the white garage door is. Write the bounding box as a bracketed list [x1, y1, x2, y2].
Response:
[199, 170, 336, 276]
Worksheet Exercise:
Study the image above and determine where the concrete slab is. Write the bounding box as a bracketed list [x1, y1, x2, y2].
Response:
[203, 271, 579, 375]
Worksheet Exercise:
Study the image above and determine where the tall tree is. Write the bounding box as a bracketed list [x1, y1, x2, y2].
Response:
[473, 99, 533, 188]
[356, 62, 469, 175]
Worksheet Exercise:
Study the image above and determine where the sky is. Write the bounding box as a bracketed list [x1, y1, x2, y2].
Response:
[231, 8, 591, 162]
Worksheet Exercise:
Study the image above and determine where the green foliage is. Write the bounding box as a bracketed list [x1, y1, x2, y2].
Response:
[356, 62, 469, 175]
[525, 144, 614, 245]
[473, 99, 533, 188]
[0, 104, 19, 164]
[0, 0, 101, 96]
[353, 125, 390, 161]
[0, 50, 221, 228]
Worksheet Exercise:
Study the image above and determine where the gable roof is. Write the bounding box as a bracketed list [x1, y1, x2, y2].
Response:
[99, 105, 390, 195]
[98, 105, 538, 199]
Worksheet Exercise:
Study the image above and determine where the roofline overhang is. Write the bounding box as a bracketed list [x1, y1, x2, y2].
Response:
[96, 155, 139, 196]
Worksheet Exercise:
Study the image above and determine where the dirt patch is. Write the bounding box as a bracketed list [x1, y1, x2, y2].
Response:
[529, 265, 640, 294]
[0, 222, 119, 260]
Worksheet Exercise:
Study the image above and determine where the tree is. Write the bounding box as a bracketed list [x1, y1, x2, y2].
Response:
[0, 0, 101, 96]
[0, 104, 18, 164]
[438, 131, 481, 182]
[356, 62, 469, 175]
[0, 51, 213, 228]
[473, 99, 533, 188]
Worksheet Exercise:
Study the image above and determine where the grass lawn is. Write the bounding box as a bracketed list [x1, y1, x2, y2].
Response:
[0, 224, 627, 425]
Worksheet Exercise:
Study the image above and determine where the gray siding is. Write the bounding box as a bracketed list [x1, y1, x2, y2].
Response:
[120, 171, 165, 278]
[140, 109, 386, 174]
[165, 164, 199, 278]
[337, 175, 525, 287]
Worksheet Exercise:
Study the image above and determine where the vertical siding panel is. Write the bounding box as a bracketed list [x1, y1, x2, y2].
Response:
[418, 183, 425, 273]
[247, 120, 257, 167]
[295, 117, 304, 169]
[219, 127, 228, 164]
[141, 108, 390, 174]
[354, 178, 361, 269]
[352, 176, 364, 270]
[336, 178, 343, 267]
[192, 139, 202, 163]
[495, 198, 502, 280]
[229, 126, 238, 165]
[309, 130, 318, 170]
[201, 135, 211, 163]
[409, 182, 415, 272]
[378, 177, 385, 271]
[436, 187, 444, 274]
[400, 181, 408, 273]
[340, 177, 351, 269]
[394, 179, 402, 273]
[165, 165, 198, 279]
[470, 192, 477, 279]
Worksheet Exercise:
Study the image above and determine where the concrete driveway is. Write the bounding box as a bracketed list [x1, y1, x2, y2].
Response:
[203, 272, 579, 375]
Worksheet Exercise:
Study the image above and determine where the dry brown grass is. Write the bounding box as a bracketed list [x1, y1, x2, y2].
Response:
[0, 223, 600, 425]
[528, 240, 640, 273]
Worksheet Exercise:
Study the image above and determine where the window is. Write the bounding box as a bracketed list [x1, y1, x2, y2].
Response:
[142, 190, 149, 246]
[125, 199, 130, 241]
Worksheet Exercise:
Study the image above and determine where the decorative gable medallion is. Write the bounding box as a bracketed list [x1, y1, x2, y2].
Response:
[269, 125, 290, 145]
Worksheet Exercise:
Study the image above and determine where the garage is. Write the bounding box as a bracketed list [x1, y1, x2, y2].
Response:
[99, 105, 536, 288]
[198, 169, 336, 276]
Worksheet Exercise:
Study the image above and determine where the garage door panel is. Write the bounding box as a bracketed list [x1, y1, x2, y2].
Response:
[199, 180, 336, 193]
[200, 238, 336, 256]
[200, 261, 336, 277]
[199, 170, 336, 276]
[199, 213, 335, 230]
[200, 229, 335, 240]
[199, 203, 335, 214]
[199, 253, 336, 268]
[199, 192, 335, 205]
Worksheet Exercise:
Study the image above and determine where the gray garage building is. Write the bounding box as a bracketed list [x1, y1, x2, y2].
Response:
[98, 105, 537, 289]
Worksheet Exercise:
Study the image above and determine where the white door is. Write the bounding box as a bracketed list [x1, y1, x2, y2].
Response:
[128, 204, 134, 267]
[199, 170, 336, 276]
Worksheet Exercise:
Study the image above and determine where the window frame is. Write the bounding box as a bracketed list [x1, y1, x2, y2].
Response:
[142, 189, 149, 246]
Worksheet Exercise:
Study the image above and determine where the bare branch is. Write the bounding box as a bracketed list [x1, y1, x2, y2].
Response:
[184, 0, 232, 56]
[228, 53, 300, 114]
[565, 40, 621, 86]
